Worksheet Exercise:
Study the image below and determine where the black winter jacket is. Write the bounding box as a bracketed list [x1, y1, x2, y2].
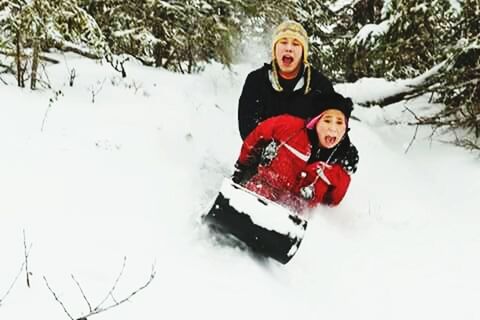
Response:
[238, 63, 334, 140]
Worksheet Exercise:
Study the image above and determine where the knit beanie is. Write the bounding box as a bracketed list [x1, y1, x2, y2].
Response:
[306, 92, 354, 129]
[271, 20, 311, 94]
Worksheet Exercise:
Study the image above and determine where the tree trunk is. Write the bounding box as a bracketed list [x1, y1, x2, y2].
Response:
[15, 30, 25, 88]
[30, 37, 40, 90]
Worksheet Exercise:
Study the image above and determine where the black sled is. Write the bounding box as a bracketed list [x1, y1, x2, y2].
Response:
[203, 179, 307, 264]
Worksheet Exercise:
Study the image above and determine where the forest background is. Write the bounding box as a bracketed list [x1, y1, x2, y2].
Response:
[0, 0, 479, 151]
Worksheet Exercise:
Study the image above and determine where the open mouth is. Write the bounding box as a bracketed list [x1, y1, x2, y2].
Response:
[281, 55, 294, 66]
[325, 136, 337, 146]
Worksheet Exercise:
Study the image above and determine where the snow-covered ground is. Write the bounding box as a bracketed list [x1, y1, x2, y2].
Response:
[1, 54, 479, 320]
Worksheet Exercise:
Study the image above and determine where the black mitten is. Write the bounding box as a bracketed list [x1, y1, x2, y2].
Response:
[232, 161, 257, 185]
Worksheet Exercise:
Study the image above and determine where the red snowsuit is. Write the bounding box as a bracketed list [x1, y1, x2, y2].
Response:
[237, 115, 351, 212]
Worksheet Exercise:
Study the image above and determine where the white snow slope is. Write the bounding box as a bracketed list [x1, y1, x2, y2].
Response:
[1, 54, 479, 320]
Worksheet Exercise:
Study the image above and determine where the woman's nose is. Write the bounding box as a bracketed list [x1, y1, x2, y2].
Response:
[327, 126, 337, 133]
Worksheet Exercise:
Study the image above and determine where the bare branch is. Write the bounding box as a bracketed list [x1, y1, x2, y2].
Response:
[45, 257, 155, 320]
[89, 78, 106, 103]
[86, 264, 156, 318]
[0, 261, 25, 307]
[94, 256, 127, 311]
[41, 90, 64, 132]
[0, 232, 32, 307]
[105, 54, 128, 78]
[403, 106, 423, 123]
[43, 276, 75, 320]
[404, 125, 419, 154]
[0, 49, 60, 64]
[69, 68, 76, 87]
[71, 275, 92, 313]
[23, 229, 32, 288]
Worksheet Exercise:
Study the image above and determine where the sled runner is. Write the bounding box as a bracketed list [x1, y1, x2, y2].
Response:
[203, 178, 307, 264]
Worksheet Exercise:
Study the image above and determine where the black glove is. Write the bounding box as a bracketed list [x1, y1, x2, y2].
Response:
[245, 139, 278, 167]
[322, 185, 336, 206]
[231, 161, 257, 185]
[232, 139, 279, 185]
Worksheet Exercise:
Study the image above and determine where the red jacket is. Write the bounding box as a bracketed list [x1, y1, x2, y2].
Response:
[237, 115, 351, 212]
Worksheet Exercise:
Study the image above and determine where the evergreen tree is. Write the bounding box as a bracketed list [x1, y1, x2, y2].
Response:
[425, 0, 480, 149]
[292, 0, 338, 76]
[375, 0, 458, 79]
[289, 0, 386, 81]
[81, 0, 243, 73]
[0, 0, 105, 88]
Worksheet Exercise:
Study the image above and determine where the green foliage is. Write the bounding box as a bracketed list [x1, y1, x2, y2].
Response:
[0, 0, 477, 150]
[427, 1, 480, 149]
[1, 0, 105, 56]
[375, 0, 458, 79]
[81, 0, 243, 73]
[290, 0, 337, 75]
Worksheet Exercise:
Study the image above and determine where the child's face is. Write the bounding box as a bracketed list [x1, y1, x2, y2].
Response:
[315, 109, 347, 149]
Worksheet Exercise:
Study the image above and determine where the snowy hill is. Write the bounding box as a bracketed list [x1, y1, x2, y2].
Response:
[1, 55, 479, 320]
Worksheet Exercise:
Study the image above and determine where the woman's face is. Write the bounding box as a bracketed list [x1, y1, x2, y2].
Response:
[315, 109, 347, 149]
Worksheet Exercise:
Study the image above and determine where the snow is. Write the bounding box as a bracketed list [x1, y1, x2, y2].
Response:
[330, 0, 356, 12]
[336, 60, 447, 105]
[1, 53, 480, 320]
[448, 0, 462, 12]
[350, 20, 391, 46]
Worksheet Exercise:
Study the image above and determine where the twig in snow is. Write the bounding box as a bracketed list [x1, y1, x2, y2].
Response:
[69, 68, 76, 87]
[404, 124, 419, 154]
[44, 257, 156, 320]
[0, 232, 32, 307]
[94, 256, 127, 309]
[0, 74, 8, 85]
[23, 229, 32, 288]
[89, 78, 106, 103]
[0, 261, 26, 307]
[43, 276, 75, 320]
[84, 263, 156, 318]
[404, 106, 423, 123]
[403, 106, 422, 154]
[41, 89, 64, 132]
[71, 275, 92, 313]
[105, 54, 128, 78]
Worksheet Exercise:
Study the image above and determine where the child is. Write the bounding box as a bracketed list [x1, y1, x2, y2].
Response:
[232, 92, 359, 213]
